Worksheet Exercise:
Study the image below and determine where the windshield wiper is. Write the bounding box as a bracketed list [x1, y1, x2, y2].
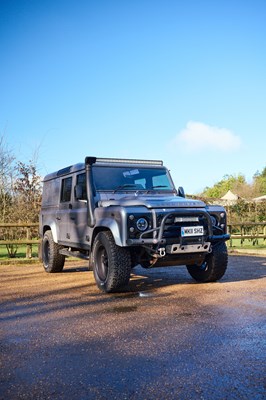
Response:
[144, 185, 173, 194]
[113, 184, 138, 193]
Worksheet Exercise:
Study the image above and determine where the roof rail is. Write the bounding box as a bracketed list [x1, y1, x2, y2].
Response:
[89, 157, 163, 166]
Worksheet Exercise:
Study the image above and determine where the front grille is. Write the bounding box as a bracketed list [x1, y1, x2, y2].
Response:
[156, 212, 210, 243]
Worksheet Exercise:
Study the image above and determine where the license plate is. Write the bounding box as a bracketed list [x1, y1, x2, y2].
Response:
[181, 226, 204, 237]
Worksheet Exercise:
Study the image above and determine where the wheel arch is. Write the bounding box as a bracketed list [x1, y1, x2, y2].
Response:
[91, 226, 113, 250]
[92, 218, 123, 247]
[41, 223, 58, 243]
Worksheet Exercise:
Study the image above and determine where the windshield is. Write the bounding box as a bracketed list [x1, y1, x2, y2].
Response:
[93, 166, 175, 192]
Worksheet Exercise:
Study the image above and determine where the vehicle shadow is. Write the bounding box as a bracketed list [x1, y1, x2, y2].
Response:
[62, 266, 89, 273]
[125, 254, 266, 293]
[60, 254, 266, 295]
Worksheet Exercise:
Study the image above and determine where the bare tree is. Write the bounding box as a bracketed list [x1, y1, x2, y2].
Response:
[0, 135, 16, 222]
[13, 160, 42, 223]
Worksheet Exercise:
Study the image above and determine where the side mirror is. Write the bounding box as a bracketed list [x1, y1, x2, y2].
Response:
[177, 186, 185, 198]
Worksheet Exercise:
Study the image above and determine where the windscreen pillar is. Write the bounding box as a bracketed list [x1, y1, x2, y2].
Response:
[85, 156, 97, 227]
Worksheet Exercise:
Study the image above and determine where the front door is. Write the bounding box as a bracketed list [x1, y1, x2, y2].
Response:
[57, 176, 73, 244]
[68, 172, 90, 249]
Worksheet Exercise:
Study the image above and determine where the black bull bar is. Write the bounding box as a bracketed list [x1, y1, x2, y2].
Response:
[126, 209, 230, 246]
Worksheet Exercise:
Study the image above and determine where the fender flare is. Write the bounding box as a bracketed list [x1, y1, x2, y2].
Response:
[42, 221, 59, 243]
[94, 218, 123, 247]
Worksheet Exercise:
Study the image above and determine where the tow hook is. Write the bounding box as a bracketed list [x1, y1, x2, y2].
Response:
[158, 248, 166, 257]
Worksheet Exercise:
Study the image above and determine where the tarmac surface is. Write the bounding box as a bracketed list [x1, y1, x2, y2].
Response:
[0, 255, 266, 400]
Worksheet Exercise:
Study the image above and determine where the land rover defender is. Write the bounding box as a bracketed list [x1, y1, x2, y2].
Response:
[39, 157, 230, 292]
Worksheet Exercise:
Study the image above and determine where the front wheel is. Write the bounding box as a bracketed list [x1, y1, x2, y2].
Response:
[186, 242, 228, 282]
[42, 230, 65, 272]
[92, 231, 132, 293]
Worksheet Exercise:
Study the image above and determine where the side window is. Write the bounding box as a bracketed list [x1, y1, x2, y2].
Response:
[60, 177, 72, 202]
[76, 173, 87, 200]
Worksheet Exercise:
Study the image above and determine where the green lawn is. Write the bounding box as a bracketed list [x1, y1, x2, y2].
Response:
[0, 239, 265, 260]
[0, 244, 39, 259]
[227, 238, 266, 249]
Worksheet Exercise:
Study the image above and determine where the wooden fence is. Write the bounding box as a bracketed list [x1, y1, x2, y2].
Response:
[0, 223, 39, 258]
[0, 222, 265, 259]
[227, 222, 266, 247]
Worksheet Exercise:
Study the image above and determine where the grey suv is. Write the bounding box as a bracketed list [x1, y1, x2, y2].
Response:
[40, 157, 230, 292]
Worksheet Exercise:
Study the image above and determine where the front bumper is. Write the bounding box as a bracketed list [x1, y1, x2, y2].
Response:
[126, 210, 230, 250]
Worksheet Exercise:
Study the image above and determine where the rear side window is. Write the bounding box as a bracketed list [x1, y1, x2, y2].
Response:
[61, 177, 72, 202]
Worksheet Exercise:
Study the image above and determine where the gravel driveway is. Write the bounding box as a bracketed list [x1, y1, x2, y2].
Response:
[1, 255, 265, 399]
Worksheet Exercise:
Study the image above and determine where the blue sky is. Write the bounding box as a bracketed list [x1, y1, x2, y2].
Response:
[0, 0, 265, 194]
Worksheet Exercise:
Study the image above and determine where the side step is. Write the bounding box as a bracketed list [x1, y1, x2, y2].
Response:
[59, 248, 90, 260]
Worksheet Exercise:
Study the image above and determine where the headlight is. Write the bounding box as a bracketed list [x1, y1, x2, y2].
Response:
[136, 217, 148, 231]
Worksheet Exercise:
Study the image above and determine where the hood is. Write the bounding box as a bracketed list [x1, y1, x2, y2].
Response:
[100, 195, 206, 209]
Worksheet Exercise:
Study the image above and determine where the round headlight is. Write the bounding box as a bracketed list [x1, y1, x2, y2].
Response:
[136, 217, 148, 231]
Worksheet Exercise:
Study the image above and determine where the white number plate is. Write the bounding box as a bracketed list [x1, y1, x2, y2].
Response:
[181, 226, 204, 237]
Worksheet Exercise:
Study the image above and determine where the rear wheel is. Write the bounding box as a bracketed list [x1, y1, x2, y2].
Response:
[42, 230, 65, 272]
[186, 242, 228, 282]
[92, 231, 132, 293]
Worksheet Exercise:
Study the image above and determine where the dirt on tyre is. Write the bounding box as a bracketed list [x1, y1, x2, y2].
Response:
[92, 231, 132, 293]
[186, 242, 228, 282]
[42, 230, 65, 272]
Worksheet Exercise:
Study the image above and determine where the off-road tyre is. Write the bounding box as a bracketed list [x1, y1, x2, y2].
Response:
[186, 242, 228, 282]
[42, 230, 65, 273]
[92, 231, 132, 293]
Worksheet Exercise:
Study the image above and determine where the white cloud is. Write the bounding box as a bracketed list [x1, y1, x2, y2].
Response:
[173, 121, 242, 152]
